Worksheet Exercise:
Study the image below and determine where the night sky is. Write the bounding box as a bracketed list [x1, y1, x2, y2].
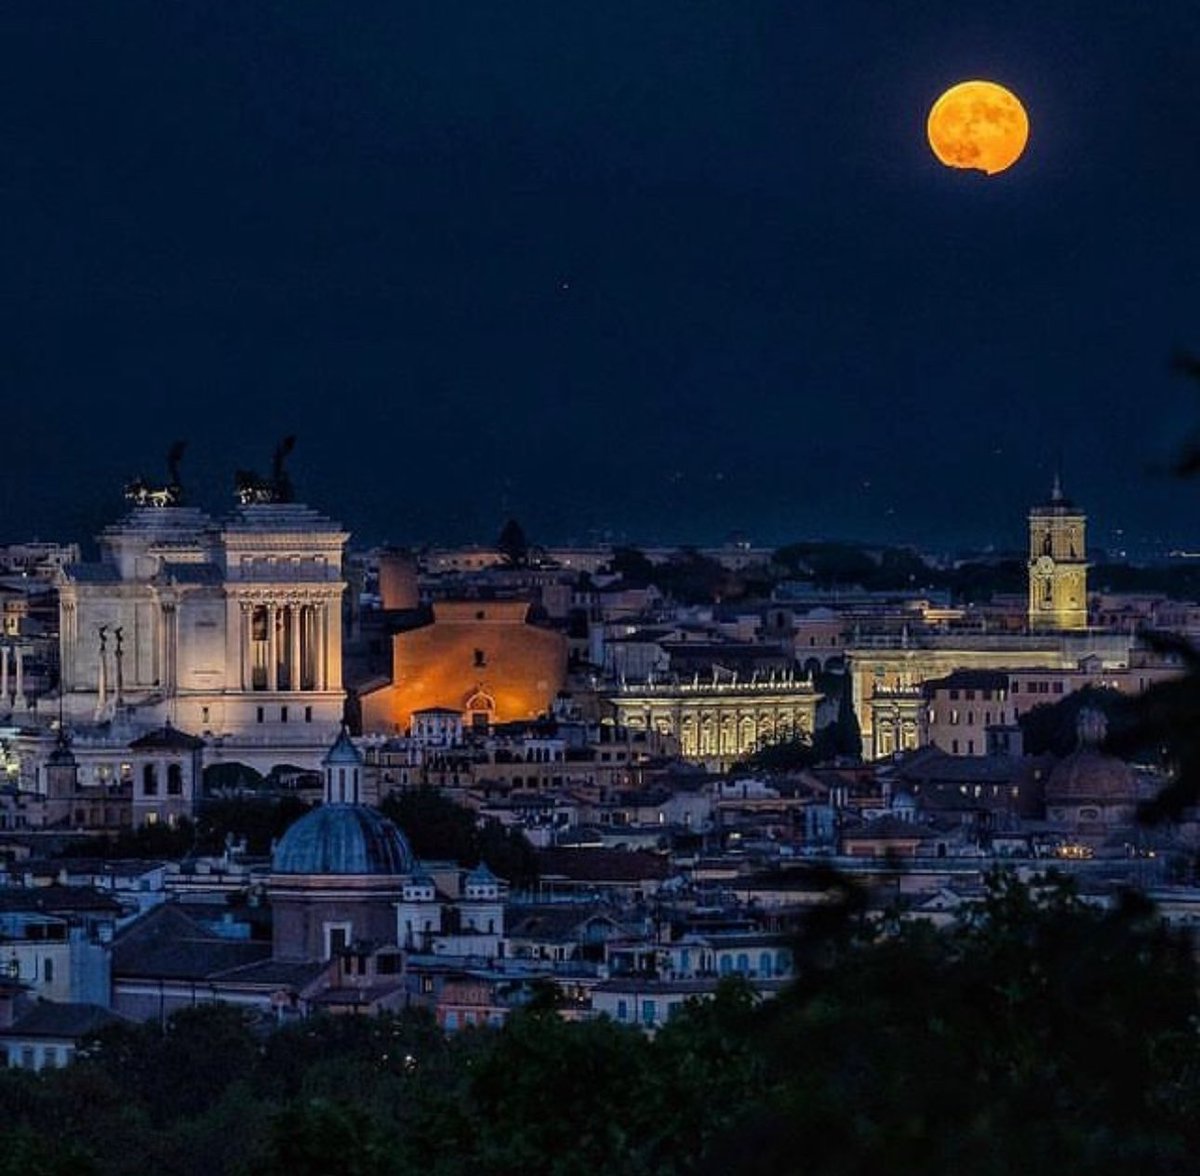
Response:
[1, 3, 1198, 556]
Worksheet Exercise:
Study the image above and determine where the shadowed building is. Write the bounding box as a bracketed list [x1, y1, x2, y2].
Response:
[359, 600, 567, 735]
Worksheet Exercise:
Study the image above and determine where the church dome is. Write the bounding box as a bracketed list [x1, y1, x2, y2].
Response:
[1044, 751, 1138, 805]
[1044, 709, 1137, 805]
[272, 804, 414, 875]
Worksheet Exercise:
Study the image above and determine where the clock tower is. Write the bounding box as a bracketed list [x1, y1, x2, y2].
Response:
[1028, 476, 1088, 632]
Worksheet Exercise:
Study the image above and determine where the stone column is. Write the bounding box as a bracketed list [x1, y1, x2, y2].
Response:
[289, 603, 302, 692]
[15, 646, 26, 709]
[267, 604, 278, 692]
[240, 603, 252, 691]
[0, 644, 8, 704]
[318, 602, 329, 692]
[326, 596, 342, 693]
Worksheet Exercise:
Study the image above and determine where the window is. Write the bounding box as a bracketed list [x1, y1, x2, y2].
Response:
[324, 923, 351, 960]
[20, 1048, 35, 1070]
[256, 707, 264, 724]
[473, 648, 486, 668]
[167, 764, 183, 796]
[952, 739, 959, 754]
[42, 1047, 59, 1068]
[142, 765, 158, 796]
[200, 706, 209, 725]
[642, 999, 657, 1026]
[305, 706, 312, 723]
[43, 958, 53, 983]
[280, 706, 288, 723]
[616, 999, 628, 1022]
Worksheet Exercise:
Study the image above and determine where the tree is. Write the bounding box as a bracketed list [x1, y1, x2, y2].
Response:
[710, 872, 1200, 1174]
[496, 518, 529, 566]
[1017, 684, 1131, 757]
[379, 788, 538, 888]
[607, 546, 657, 586]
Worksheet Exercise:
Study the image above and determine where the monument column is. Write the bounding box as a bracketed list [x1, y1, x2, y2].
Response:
[15, 645, 26, 708]
[325, 595, 342, 692]
[317, 601, 329, 691]
[289, 603, 302, 692]
[267, 604, 279, 692]
[240, 603, 253, 690]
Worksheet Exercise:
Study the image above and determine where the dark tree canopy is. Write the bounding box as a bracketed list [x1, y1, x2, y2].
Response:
[496, 518, 529, 566]
[379, 787, 538, 888]
[4, 875, 1198, 1174]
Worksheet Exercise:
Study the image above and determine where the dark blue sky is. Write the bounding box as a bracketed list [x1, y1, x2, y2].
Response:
[1, 2, 1198, 555]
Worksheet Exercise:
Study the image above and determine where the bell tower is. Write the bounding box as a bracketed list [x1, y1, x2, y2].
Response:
[1028, 476, 1088, 632]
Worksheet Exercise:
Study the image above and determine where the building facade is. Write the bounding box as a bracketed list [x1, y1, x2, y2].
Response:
[57, 500, 348, 771]
[1028, 477, 1088, 632]
[607, 675, 823, 770]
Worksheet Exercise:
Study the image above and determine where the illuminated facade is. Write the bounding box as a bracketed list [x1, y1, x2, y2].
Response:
[607, 675, 823, 771]
[1028, 477, 1088, 632]
[851, 483, 1103, 759]
[57, 501, 348, 769]
[359, 601, 568, 735]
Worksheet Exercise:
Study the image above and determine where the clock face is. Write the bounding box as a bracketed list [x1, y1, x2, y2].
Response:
[1035, 555, 1055, 574]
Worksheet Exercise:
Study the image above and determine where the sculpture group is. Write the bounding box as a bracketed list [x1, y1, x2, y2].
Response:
[123, 438, 299, 507]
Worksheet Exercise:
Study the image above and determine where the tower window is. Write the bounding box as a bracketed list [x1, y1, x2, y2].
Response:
[474, 648, 487, 668]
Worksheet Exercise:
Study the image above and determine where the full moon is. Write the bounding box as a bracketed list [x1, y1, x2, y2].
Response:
[927, 80, 1029, 175]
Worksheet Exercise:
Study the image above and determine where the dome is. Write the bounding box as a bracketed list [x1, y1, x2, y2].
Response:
[1044, 751, 1138, 805]
[272, 804, 414, 875]
[1045, 707, 1138, 805]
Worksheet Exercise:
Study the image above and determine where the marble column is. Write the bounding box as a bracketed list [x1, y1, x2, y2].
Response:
[318, 602, 328, 691]
[289, 604, 302, 692]
[15, 646, 26, 708]
[267, 605, 278, 692]
[240, 604, 252, 691]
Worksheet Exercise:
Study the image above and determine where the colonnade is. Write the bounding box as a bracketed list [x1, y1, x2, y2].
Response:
[0, 643, 28, 708]
[239, 598, 334, 692]
[619, 699, 818, 759]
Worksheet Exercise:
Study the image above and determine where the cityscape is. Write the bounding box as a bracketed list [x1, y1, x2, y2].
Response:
[3, 3, 1200, 1173]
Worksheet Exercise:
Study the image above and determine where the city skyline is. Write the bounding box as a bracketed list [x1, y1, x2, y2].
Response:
[0, 4, 1197, 553]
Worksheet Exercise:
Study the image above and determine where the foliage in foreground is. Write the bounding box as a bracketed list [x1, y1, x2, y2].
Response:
[1, 874, 1198, 1175]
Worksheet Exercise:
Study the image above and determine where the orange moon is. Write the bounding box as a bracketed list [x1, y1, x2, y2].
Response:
[927, 80, 1029, 175]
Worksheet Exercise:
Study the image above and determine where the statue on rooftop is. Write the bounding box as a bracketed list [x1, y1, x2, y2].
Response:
[235, 436, 297, 505]
[123, 440, 186, 507]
